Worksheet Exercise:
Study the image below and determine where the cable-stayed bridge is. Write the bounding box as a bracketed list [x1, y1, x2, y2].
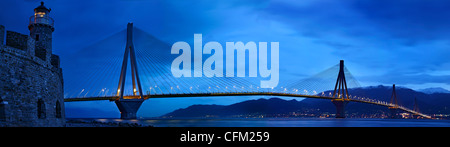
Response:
[64, 23, 431, 119]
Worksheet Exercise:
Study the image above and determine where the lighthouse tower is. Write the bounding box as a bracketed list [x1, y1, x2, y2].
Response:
[28, 1, 54, 63]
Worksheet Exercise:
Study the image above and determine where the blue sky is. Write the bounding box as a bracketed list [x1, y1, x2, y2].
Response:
[2, 0, 450, 117]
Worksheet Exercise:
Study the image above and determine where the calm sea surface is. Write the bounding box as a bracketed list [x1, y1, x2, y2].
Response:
[69, 118, 450, 127]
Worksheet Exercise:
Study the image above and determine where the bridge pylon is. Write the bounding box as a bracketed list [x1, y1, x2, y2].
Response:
[412, 97, 421, 119]
[115, 23, 144, 119]
[388, 84, 401, 119]
[331, 60, 350, 118]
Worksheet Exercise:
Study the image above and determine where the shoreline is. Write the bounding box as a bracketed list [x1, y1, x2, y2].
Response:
[65, 119, 153, 127]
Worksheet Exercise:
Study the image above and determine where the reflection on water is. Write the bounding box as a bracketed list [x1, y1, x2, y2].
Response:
[67, 118, 450, 127]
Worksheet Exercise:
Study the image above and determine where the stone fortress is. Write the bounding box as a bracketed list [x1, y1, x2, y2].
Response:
[0, 2, 64, 127]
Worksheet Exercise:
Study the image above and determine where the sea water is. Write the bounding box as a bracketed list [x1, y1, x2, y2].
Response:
[68, 118, 450, 127]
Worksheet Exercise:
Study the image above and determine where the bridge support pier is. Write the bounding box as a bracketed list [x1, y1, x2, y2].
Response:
[332, 99, 348, 118]
[115, 99, 144, 119]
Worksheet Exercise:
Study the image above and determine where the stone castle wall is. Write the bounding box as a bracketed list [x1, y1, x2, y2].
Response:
[0, 25, 4, 45]
[6, 31, 29, 51]
[0, 25, 64, 127]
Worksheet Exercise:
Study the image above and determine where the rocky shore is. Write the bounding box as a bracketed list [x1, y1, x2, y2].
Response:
[65, 119, 153, 127]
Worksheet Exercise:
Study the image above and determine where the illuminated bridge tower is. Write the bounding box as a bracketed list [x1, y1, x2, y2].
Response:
[388, 84, 401, 119]
[331, 60, 350, 118]
[115, 23, 145, 119]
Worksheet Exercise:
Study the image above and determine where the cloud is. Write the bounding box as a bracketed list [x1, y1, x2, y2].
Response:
[351, 0, 450, 43]
[360, 72, 450, 86]
[263, 0, 450, 43]
[253, 0, 450, 86]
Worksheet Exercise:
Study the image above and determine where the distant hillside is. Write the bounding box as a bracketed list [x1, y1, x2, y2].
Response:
[418, 87, 450, 94]
[163, 98, 309, 118]
[161, 85, 450, 118]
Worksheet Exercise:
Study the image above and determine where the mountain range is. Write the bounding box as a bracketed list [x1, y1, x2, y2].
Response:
[161, 85, 450, 118]
[418, 87, 450, 94]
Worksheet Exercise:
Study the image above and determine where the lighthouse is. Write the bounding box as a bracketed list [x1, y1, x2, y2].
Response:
[29, 1, 54, 63]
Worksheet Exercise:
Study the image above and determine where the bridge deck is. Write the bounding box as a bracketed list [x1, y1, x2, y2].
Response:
[64, 92, 431, 119]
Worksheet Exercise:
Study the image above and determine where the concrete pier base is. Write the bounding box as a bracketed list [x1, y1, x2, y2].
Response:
[332, 99, 349, 118]
[115, 99, 144, 119]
